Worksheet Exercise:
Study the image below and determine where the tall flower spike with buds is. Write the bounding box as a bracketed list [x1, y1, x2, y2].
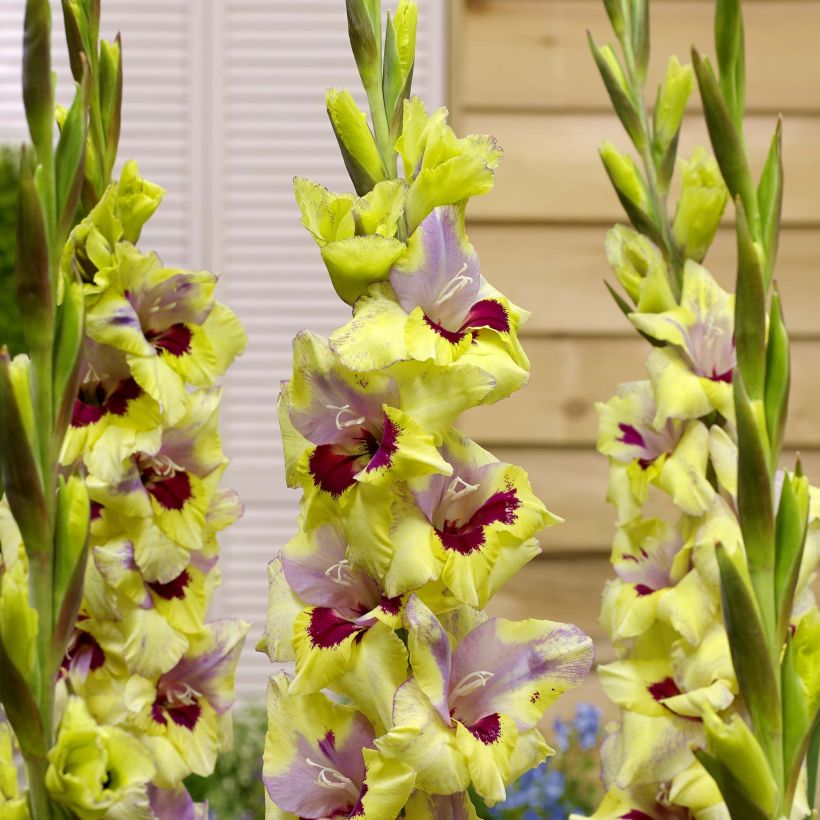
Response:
[261, 1, 594, 817]
[0, 1, 248, 818]
[584, 1, 819, 817]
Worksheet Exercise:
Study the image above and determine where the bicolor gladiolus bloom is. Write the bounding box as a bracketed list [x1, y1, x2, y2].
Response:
[281, 332, 495, 515]
[85, 387, 228, 582]
[84, 243, 246, 424]
[350, 432, 556, 606]
[123, 619, 249, 785]
[377, 597, 593, 804]
[330, 206, 529, 403]
[264, 672, 416, 819]
[630, 261, 736, 426]
[597, 381, 715, 518]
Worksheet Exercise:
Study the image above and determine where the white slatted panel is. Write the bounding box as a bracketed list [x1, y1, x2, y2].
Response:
[0, 0, 446, 701]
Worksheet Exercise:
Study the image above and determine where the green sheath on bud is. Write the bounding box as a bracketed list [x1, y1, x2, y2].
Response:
[589, 35, 643, 148]
[764, 287, 789, 467]
[774, 470, 808, 644]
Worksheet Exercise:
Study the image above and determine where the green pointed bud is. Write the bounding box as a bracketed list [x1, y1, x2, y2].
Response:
[600, 143, 657, 240]
[774, 469, 808, 645]
[53, 475, 89, 651]
[605, 224, 674, 312]
[672, 147, 727, 263]
[715, 0, 746, 129]
[603, 0, 626, 37]
[99, 37, 123, 176]
[653, 56, 694, 155]
[383, 1, 417, 142]
[764, 288, 789, 467]
[55, 73, 88, 239]
[702, 708, 778, 817]
[345, 0, 382, 91]
[52, 272, 85, 443]
[589, 36, 642, 148]
[23, 0, 54, 156]
[629, 0, 650, 83]
[326, 88, 387, 196]
[15, 149, 53, 354]
[0, 548, 38, 678]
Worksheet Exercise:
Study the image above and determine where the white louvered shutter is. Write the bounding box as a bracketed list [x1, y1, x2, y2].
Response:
[0, 0, 446, 701]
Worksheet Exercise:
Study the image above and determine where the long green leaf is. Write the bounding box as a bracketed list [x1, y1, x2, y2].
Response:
[734, 371, 775, 639]
[694, 748, 771, 820]
[716, 546, 781, 780]
[22, 0, 53, 156]
[765, 288, 790, 468]
[734, 198, 766, 400]
[714, 0, 745, 128]
[692, 49, 758, 237]
[757, 119, 783, 287]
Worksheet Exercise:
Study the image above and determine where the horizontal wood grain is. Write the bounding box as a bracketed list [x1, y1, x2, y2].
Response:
[465, 337, 820, 447]
[457, 0, 820, 114]
[469, 224, 820, 337]
[462, 112, 817, 224]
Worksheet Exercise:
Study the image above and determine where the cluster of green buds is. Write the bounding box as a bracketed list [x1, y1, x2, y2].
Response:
[259, 1, 594, 817]
[586, 1, 820, 818]
[0, 2, 248, 818]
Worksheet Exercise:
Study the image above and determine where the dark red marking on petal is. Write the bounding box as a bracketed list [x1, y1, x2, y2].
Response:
[621, 812, 654, 820]
[530, 690, 541, 704]
[143, 469, 193, 511]
[461, 299, 510, 334]
[62, 630, 106, 674]
[151, 701, 168, 727]
[647, 677, 681, 701]
[309, 445, 362, 497]
[105, 378, 142, 415]
[147, 323, 193, 357]
[710, 367, 733, 384]
[71, 399, 106, 428]
[366, 415, 399, 472]
[350, 784, 368, 817]
[635, 583, 655, 597]
[168, 702, 202, 730]
[423, 314, 469, 345]
[307, 608, 366, 649]
[617, 423, 646, 449]
[467, 712, 502, 745]
[379, 595, 402, 616]
[438, 489, 521, 555]
[90, 501, 103, 521]
[148, 570, 191, 601]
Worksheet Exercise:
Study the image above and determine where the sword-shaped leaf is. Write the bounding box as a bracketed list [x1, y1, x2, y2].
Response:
[757, 120, 783, 286]
[774, 468, 807, 644]
[765, 287, 789, 467]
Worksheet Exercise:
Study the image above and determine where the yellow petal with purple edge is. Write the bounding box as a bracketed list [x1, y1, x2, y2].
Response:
[376, 680, 469, 795]
[336, 623, 408, 735]
[598, 658, 675, 717]
[120, 607, 189, 678]
[455, 714, 518, 805]
[438, 536, 500, 609]
[353, 748, 416, 819]
[600, 578, 661, 641]
[404, 305, 473, 365]
[405, 595, 453, 723]
[130, 518, 191, 584]
[127, 354, 188, 425]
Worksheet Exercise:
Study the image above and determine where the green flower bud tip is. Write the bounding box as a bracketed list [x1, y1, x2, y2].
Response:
[655, 56, 694, 150]
[600, 142, 650, 214]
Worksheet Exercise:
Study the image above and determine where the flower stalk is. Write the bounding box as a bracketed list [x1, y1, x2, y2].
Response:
[588, 0, 819, 817]
[261, 2, 594, 816]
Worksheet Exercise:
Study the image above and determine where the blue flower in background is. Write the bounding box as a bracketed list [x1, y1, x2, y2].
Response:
[574, 703, 602, 750]
[553, 718, 570, 752]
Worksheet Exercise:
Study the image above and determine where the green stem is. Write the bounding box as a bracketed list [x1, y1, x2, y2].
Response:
[617, 31, 683, 299]
[364, 84, 396, 179]
[24, 752, 54, 820]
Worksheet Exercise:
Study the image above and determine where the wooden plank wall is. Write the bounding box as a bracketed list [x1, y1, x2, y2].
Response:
[450, 0, 820, 718]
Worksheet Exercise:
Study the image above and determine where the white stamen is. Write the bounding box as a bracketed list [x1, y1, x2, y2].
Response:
[324, 559, 354, 587]
[444, 476, 480, 504]
[450, 670, 494, 700]
[164, 682, 201, 707]
[433, 263, 471, 307]
[305, 759, 359, 798]
[142, 453, 184, 478]
[325, 403, 366, 431]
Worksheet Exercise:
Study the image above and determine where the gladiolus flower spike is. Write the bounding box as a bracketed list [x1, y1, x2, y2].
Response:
[0, 2, 248, 817]
[260, 1, 594, 816]
[585, 1, 820, 818]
